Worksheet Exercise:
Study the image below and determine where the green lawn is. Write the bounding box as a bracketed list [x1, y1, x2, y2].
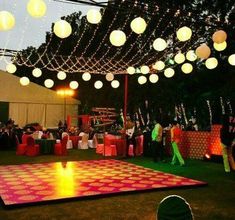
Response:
[0, 149, 234, 220]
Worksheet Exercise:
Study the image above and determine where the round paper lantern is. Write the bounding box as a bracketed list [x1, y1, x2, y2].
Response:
[154, 61, 165, 71]
[127, 66, 135, 75]
[181, 63, 193, 74]
[174, 53, 185, 64]
[57, 71, 66, 80]
[32, 68, 42, 77]
[138, 76, 147, 85]
[0, 11, 15, 31]
[205, 57, 218, 69]
[130, 17, 147, 34]
[20, 77, 30, 86]
[86, 9, 101, 24]
[140, 65, 150, 74]
[212, 30, 227, 44]
[164, 68, 175, 78]
[228, 54, 235, 66]
[109, 30, 126, 47]
[196, 44, 211, 59]
[176, 26, 192, 42]
[213, 41, 227, 51]
[94, 80, 103, 89]
[149, 74, 159, 83]
[111, 80, 120, 88]
[153, 38, 167, 51]
[105, 73, 114, 81]
[6, 63, 17, 73]
[69, 81, 79, 90]
[53, 20, 72, 39]
[27, 0, 47, 18]
[44, 79, 54, 88]
[186, 50, 197, 61]
[82, 72, 91, 81]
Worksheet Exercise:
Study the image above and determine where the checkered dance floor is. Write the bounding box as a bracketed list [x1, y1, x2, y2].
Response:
[0, 160, 207, 206]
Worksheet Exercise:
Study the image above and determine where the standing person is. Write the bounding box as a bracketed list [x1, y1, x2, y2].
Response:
[151, 120, 163, 162]
[126, 116, 136, 157]
[220, 114, 235, 173]
[170, 121, 185, 166]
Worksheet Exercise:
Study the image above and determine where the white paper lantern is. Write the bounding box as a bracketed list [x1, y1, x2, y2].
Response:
[174, 53, 185, 64]
[57, 71, 66, 80]
[149, 74, 159, 83]
[228, 54, 235, 66]
[106, 73, 114, 81]
[130, 17, 147, 34]
[86, 9, 101, 24]
[111, 80, 120, 88]
[140, 65, 150, 74]
[164, 68, 175, 78]
[6, 63, 17, 73]
[53, 20, 72, 39]
[213, 41, 227, 51]
[70, 81, 79, 90]
[94, 80, 103, 89]
[44, 79, 54, 88]
[127, 66, 135, 75]
[186, 50, 197, 61]
[109, 30, 126, 47]
[205, 57, 218, 69]
[20, 77, 30, 86]
[181, 63, 193, 74]
[138, 76, 147, 85]
[176, 26, 192, 42]
[0, 11, 15, 31]
[32, 68, 42, 77]
[154, 61, 165, 71]
[27, 0, 47, 18]
[153, 38, 167, 51]
[82, 72, 91, 81]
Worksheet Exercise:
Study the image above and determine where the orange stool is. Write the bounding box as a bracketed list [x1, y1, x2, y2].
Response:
[110, 145, 117, 156]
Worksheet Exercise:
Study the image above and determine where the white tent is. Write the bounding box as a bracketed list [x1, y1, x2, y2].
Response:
[0, 70, 80, 127]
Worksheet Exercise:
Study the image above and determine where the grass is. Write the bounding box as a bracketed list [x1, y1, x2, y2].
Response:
[0, 149, 235, 220]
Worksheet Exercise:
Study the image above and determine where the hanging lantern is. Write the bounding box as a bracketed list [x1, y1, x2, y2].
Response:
[149, 74, 159, 83]
[20, 77, 30, 86]
[196, 44, 211, 59]
[213, 41, 227, 51]
[44, 79, 54, 88]
[32, 68, 42, 77]
[105, 73, 114, 81]
[138, 76, 147, 85]
[154, 61, 165, 71]
[186, 50, 197, 61]
[109, 30, 126, 47]
[111, 80, 120, 88]
[0, 11, 15, 31]
[27, 0, 47, 18]
[94, 80, 103, 89]
[6, 63, 17, 73]
[140, 65, 150, 74]
[205, 57, 218, 69]
[181, 63, 193, 74]
[176, 26, 192, 42]
[174, 53, 185, 64]
[228, 54, 235, 66]
[53, 20, 72, 39]
[127, 66, 135, 75]
[153, 38, 167, 51]
[212, 30, 227, 44]
[57, 71, 66, 80]
[86, 9, 101, 24]
[164, 68, 175, 78]
[69, 81, 79, 90]
[82, 72, 91, 81]
[130, 17, 147, 34]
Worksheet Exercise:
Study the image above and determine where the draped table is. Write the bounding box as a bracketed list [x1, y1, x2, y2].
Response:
[35, 139, 56, 154]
